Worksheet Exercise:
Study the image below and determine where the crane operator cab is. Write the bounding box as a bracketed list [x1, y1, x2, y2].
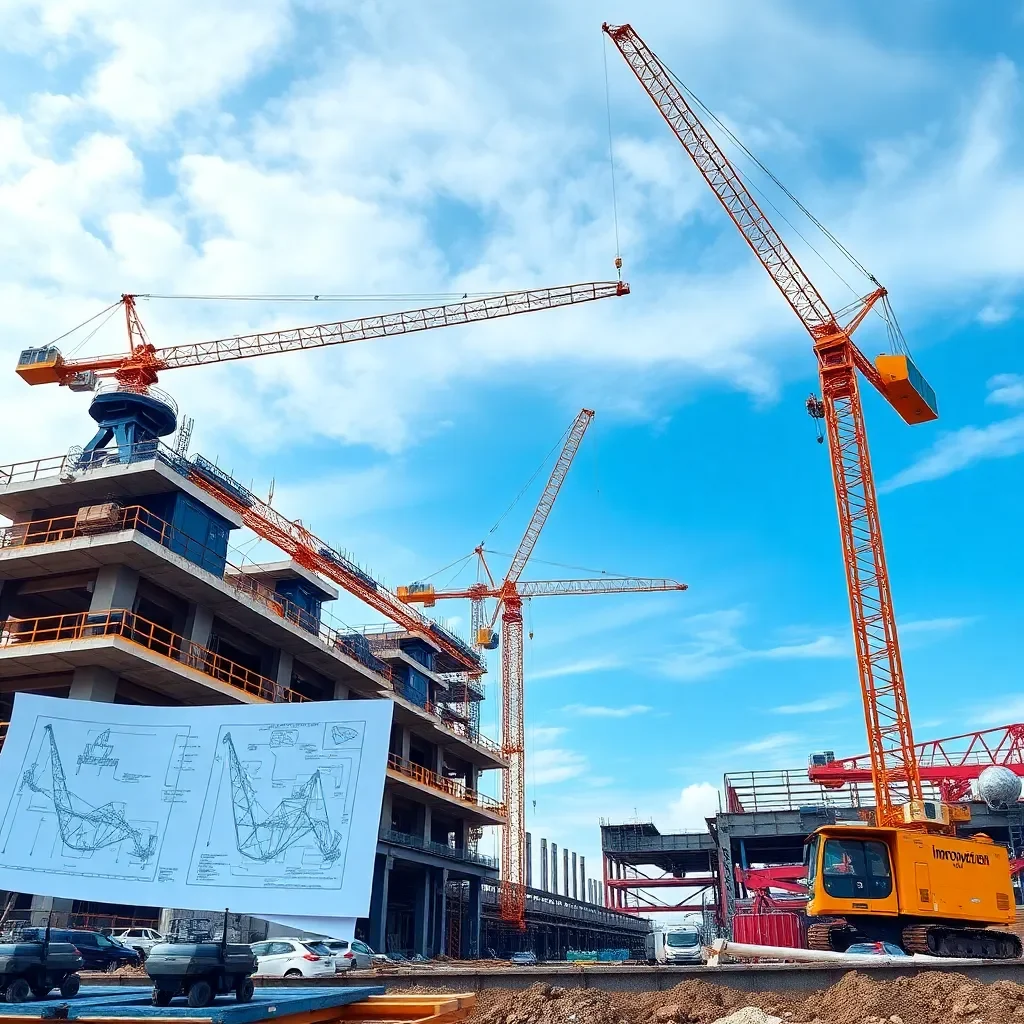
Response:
[802, 824, 1021, 959]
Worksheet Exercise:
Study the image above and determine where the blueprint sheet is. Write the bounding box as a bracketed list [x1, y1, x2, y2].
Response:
[0, 694, 392, 919]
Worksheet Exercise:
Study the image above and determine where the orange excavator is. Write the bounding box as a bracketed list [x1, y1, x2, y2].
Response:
[604, 23, 1020, 958]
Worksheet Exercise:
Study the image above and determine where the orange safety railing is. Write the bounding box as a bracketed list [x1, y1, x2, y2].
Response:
[387, 753, 506, 816]
[0, 507, 501, 755]
[0, 610, 306, 705]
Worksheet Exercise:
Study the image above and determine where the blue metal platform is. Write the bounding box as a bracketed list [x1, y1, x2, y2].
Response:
[0, 986, 387, 1021]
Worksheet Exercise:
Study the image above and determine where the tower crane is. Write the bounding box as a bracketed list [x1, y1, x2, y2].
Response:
[398, 408, 688, 927]
[604, 24, 1021, 959]
[15, 282, 628, 672]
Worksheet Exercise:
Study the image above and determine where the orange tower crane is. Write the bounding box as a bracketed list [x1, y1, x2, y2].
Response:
[398, 408, 688, 927]
[15, 282, 629, 675]
[603, 24, 939, 827]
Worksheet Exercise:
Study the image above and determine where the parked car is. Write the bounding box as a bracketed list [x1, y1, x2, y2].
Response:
[509, 951, 538, 966]
[845, 941, 908, 957]
[249, 939, 335, 978]
[21, 929, 141, 973]
[310, 939, 376, 971]
[113, 928, 165, 960]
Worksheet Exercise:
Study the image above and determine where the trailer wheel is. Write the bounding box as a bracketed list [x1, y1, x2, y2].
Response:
[6, 978, 32, 1004]
[187, 980, 214, 1008]
[59, 975, 81, 999]
[235, 978, 254, 1003]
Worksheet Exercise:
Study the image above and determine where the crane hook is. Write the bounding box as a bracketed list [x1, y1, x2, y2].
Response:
[806, 393, 826, 444]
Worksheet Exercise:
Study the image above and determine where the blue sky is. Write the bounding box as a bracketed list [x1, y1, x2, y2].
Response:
[1, 0, 1022, 901]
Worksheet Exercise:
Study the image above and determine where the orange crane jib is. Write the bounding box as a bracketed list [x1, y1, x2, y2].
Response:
[15, 282, 629, 391]
[603, 22, 937, 829]
[398, 408, 688, 928]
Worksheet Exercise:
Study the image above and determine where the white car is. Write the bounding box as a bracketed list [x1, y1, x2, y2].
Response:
[250, 939, 336, 978]
[114, 928, 166, 959]
[311, 939, 376, 971]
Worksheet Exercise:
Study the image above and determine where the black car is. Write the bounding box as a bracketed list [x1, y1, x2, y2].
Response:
[21, 930, 141, 972]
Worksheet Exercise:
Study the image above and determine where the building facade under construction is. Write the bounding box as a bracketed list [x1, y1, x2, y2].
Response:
[0, 437, 505, 955]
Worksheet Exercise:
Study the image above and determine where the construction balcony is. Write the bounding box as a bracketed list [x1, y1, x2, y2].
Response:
[0, 505, 504, 768]
[378, 828, 499, 872]
[0, 608, 306, 705]
[386, 753, 506, 827]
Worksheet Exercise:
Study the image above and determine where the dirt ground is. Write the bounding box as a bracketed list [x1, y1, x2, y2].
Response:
[465, 972, 1024, 1024]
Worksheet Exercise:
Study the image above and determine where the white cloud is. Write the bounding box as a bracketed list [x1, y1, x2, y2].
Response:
[882, 374, 1024, 492]
[972, 697, 1024, 728]
[988, 374, 1024, 408]
[735, 732, 801, 755]
[529, 656, 621, 681]
[666, 782, 720, 832]
[658, 609, 849, 682]
[563, 704, 652, 719]
[773, 693, 850, 715]
[530, 747, 589, 785]
[900, 616, 977, 635]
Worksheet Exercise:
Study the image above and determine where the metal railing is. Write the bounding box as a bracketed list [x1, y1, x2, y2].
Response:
[379, 828, 498, 868]
[0, 609, 306, 705]
[386, 754, 506, 816]
[0, 506, 502, 756]
[724, 768, 881, 813]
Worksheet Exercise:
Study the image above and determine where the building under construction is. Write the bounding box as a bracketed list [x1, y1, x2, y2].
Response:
[602, 725, 1024, 940]
[0, 433, 508, 954]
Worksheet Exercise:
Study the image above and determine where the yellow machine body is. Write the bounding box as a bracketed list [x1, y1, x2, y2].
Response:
[805, 825, 1015, 927]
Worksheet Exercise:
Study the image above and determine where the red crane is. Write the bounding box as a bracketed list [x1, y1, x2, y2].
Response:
[810, 723, 1024, 803]
[398, 408, 688, 927]
[604, 24, 938, 829]
[16, 283, 628, 391]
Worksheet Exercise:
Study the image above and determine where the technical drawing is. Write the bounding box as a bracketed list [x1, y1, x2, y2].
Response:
[270, 730, 298, 748]
[331, 726, 358, 744]
[77, 729, 117, 772]
[23, 725, 157, 863]
[222, 732, 342, 864]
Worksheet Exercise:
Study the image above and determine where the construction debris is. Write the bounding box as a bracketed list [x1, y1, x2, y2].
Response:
[468, 972, 1024, 1024]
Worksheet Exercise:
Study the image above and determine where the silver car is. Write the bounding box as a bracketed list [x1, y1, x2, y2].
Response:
[313, 938, 375, 971]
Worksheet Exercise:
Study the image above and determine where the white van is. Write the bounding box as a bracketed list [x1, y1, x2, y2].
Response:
[646, 925, 703, 964]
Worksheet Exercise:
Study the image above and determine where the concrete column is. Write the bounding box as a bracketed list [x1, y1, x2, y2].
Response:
[368, 853, 392, 952]
[333, 680, 350, 699]
[434, 745, 444, 776]
[465, 877, 481, 959]
[551, 843, 558, 894]
[436, 868, 449, 956]
[401, 728, 411, 762]
[413, 867, 430, 956]
[271, 649, 293, 702]
[571, 852, 577, 900]
[379, 789, 393, 833]
[525, 832, 533, 888]
[423, 803, 432, 842]
[563, 848, 569, 897]
[91, 565, 139, 612]
[579, 856, 586, 901]
[540, 838, 549, 891]
[69, 665, 118, 702]
[183, 602, 213, 648]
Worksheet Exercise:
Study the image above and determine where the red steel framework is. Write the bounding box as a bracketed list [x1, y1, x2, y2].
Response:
[604, 23, 935, 829]
[810, 723, 1024, 803]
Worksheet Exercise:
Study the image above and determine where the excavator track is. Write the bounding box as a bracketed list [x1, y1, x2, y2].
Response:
[807, 918, 856, 952]
[902, 924, 1022, 960]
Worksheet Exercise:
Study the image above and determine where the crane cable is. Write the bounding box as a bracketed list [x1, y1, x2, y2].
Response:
[649, 44, 911, 351]
[602, 33, 623, 276]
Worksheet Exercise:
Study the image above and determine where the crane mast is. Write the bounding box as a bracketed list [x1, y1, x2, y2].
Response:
[603, 22, 924, 827]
